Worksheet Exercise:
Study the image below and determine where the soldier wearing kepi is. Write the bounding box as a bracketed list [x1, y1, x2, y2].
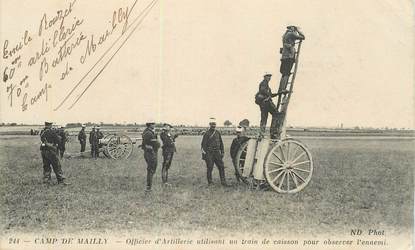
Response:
[78, 124, 87, 153]
[141, 121, 160, 192]
[95, 126, 104, 157]
[255, 73, 279, 137]
[160, 123, 179, 185]
[39, 122, 69, 185]
[57, 126, 67, 158]
[277, 25, 305, 105]
[230, 126, 249, 182]
[201, 118, 229, 186]
[89, 126, 96, 157]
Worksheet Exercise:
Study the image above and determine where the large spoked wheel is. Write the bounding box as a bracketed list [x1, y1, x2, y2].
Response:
[264, 139, 313, 193]
[235, 141, 250, 185]
[102, 134, 112, 158]
[105, 135, 133, 160]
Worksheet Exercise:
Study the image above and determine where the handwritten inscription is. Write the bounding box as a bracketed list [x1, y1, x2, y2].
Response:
[1, 0, 158, 113]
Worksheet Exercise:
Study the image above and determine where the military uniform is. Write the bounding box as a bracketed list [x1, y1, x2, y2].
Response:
[78, 128, 87, 152]
[201, 128, 227, 185]
[40, 124, 65, 183]
[95, 129, 104, 157]
[258, 78, 278, 135]
[89, 129, 97, 158]
[160, 129, 178, 184]
[57, 128, 67, 158]
[142, 126, 160, 190]
[230, 134, 249, 182]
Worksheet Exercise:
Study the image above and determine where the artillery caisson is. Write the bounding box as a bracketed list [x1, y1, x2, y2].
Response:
[100, 134, 134, 160]
[235, 39, 313, 193]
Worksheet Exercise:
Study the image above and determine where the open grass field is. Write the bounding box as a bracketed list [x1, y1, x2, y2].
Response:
[0, 135, 413, 238]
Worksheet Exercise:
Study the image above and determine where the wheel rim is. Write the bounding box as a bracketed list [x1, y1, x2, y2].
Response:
[106, 135, 133, 159]
[264, 139, 313, 193]
[235, 141, 250, 185]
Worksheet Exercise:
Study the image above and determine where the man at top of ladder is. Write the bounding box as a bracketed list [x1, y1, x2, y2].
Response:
[278, 26, 305, 98]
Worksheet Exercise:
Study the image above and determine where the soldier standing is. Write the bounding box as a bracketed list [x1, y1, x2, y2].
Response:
[89, 126, 97, 158]
[201, 118, 229, 186]
[57, 126, 67, 158]
[141, 122, 160, 192]
[230, 126, 249, 182]
[160, 123, 179, 185]
[277, 26, 305, 105]
[78, 124, 87, 153]
[95, 126, 104, 157]
[255, 73, 279, 137]
[40, 122, 70, 185]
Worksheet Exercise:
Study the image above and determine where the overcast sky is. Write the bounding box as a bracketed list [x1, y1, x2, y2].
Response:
[0, 0, 413, 128]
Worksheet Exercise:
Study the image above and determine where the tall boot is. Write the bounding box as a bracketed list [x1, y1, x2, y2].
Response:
[219, 167, 229, 187]
[146, 170, 153, 191]
[207, 168, 213, 185]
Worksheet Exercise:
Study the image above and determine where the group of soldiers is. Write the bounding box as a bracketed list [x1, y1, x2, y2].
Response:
[77, 125, 103, 159]
[255, 25, 305, 139]
[38, 26, 304, 191]
[141, 118, 249, 192]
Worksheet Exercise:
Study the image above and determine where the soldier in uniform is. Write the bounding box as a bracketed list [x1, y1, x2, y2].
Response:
[230, 126, 249, 182]
[89, 126, 96, 158]
[57, 126, 67, 158]
[277, 26, 305, 105]
[255, 73, 279, 137]
[95, 126, 104, 157]
[201, 118, 229, 186]
[78, 124, 87, 153]
[40, 122, 70, 185]
[141, 122, 160, 192]
[160, 123, 179, 185]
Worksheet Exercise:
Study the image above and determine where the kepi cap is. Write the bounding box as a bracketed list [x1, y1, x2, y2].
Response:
[208, 117, 217, 124]
[236, 126, 243, 133]
[263, 72, 272, 77]
[44, 121, 53, 126]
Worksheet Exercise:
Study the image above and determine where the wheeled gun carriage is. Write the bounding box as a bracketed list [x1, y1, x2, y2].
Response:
[235, 40, 313, 193]
[67, 134, 140, 160]
[98, 134, 138, 159]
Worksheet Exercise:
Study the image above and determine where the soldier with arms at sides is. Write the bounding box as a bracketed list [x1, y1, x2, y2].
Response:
[141, 121, 160, 192]
[40, 122, 70, 185]
[160, 123, 179, 186]
[95, 126, 104, 157]
[57, 126, 67, 159]
[201, 118, 229, 187]
[78, 124, 87, 153]
[89, 126, 96, 158]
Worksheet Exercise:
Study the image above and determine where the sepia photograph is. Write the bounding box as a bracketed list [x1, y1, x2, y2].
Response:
[0, 0, 413, 249]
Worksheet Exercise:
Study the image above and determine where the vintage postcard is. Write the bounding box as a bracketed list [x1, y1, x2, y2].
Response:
[0, 0, 413, 249]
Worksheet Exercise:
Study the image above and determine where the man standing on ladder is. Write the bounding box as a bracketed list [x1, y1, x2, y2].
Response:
[277, 26, 305, 108]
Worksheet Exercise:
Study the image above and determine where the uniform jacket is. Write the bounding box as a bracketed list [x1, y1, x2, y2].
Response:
[40, 128, 60, 151]
[142, 128, 160, 151]
[78, 129, 86, 142]
[281, 30, 305, 60]
[257, 80, 278, 105]
[160, 131, 177, 153]
[201, 129, 224, 153]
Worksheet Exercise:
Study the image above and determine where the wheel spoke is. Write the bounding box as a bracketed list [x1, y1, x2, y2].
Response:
[269, 161, 284, 166]
[292, 151, 306, 164]
[293, 167, 310, 173]
[279, 145, 286, 162]
[287, 171, 290, 190]
[267, 167, 284, 174]
[290, 172, 298, 187]
[291, 160, 310, 167]
[278, 172, 287, 189]
[272, 170, 285, 184]
[286, 142, 290, 162]
[292, 170, 306, 183]
[289, 144, 300, 161]
[272, 151, 284, 163]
